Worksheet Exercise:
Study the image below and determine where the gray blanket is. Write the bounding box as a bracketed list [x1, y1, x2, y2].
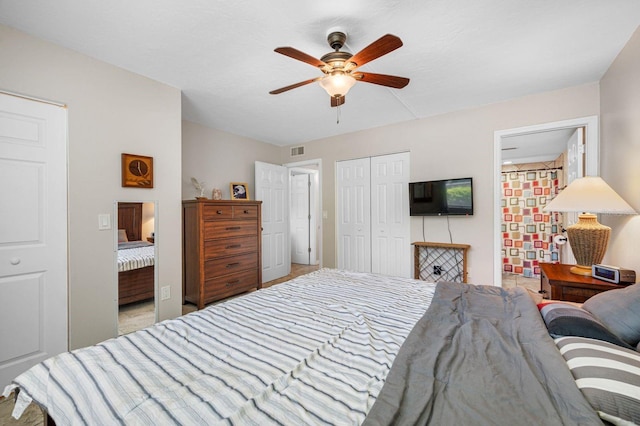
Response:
[363, 282, 602, 426]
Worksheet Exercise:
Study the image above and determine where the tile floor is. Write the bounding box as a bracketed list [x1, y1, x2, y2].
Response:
[502, 273, 541, 294]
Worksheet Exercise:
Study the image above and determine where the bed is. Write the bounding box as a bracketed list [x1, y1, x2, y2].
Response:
[4, 268, 640, 425]
[117, 202, 155, 306]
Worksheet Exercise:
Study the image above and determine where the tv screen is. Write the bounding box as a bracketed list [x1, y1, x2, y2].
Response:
[409, 178, 473, 216]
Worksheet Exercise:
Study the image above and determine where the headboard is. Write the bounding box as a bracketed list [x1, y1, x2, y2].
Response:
[117, 202, 143, 242]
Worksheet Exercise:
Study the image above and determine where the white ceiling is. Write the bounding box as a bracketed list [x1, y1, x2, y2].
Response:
[502, 129, 576, 165]
[1, 1, 639, 147]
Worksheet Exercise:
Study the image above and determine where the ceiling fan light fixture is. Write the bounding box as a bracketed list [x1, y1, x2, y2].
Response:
[319, 72, 356, 97]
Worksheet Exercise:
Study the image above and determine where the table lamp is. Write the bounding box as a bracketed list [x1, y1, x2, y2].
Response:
[543, 176, 636, 276]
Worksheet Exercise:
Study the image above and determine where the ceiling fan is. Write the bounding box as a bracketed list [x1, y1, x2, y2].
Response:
[269, 31, 410, 107]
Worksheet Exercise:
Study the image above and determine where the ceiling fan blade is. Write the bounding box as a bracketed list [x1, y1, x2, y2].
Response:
[269, 77, 321, 95]
[354, 72, 410, 89]
[348, 34, 403, 69]
[331, 96, 345, 108]
[274, 47, 327, 69]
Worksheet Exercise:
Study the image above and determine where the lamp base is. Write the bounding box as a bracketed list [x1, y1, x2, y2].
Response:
[566, 213, 611, 277]
[569, 265, 593, 276]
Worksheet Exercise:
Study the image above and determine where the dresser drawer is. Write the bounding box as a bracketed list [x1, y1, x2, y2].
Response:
[233, 205, 259, 219]
[204, 236, 258, 258]
[560, 286, 600, 303]
[204, 220, 258, 239]
[203, 204, 233, 220]
[203, 269, 258, 303]
[204, 252, 258, 278]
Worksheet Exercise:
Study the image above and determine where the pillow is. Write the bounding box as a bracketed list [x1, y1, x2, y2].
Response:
[583, 284, 640, 347]
[539, 303, 632, 349]
[118, 229, 128, 243]
[555, 336, 640, 425]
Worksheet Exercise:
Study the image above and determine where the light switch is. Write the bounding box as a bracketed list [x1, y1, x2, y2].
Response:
[161, 286, 171, 300]
[98, 214, 111, 230]
[322, 210, 328, 219]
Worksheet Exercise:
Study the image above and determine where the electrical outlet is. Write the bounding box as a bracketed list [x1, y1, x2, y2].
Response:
[433, 265, 442, 276]
[160, 286, 171, 300]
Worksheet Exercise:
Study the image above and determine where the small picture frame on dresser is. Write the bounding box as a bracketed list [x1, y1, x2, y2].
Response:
[230, 182, 249, 200]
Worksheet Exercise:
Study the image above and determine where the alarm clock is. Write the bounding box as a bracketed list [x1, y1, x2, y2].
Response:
[592, 264, 636, 285]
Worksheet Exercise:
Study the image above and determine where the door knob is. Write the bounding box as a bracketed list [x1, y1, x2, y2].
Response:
[10, 257, 21, 265]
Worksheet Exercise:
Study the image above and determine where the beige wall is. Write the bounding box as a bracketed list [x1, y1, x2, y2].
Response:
[285, 83, 600, 284]
[181, 120, 282, 199]
[600, 26, 640, 277]
[0, 25, 183, 349]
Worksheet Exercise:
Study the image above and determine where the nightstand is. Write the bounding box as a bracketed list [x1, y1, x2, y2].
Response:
[540, 263, 627, 303]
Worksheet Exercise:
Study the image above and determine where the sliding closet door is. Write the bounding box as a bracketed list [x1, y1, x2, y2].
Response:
[371, 152, 411, 277]
[336, 152, 410, 276]
[336, 158, 371, 272]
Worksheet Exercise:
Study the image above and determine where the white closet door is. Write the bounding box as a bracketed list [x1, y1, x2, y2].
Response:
[370, 152, 411, 277]
[0, 93, 68, 388]
[336, 158, 371, 272]
[255, 161, 289, 283]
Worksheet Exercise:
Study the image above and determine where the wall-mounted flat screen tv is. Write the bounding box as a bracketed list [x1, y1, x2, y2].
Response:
[409, 177, 473, 216]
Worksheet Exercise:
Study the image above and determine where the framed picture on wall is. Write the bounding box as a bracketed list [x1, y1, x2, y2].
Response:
[121, 153, 153, 188]
[230, 182, 249, 200]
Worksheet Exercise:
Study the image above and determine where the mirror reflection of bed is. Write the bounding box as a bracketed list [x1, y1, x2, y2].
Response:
[117, 201, 157, 335]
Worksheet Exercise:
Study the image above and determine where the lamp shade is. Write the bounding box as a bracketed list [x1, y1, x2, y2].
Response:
[542, 176, 636, 276]
[318, 72, 356, 98]
[542, 176, 636, 215]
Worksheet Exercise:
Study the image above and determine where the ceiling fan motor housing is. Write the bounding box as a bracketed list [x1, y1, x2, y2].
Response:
[327, 31, 347, 50]
[320, 51, 353, 66]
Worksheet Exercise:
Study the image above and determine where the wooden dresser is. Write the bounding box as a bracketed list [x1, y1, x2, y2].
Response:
[182, 199, 262, 309]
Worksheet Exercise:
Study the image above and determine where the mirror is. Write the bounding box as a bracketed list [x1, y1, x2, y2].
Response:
[115, 201, 157, 335]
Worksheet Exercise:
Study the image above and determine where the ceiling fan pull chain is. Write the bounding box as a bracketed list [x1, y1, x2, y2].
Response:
[336, 102, 340, 124]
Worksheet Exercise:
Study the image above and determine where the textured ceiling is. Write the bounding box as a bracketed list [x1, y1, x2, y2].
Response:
[1, 1, 639, 147]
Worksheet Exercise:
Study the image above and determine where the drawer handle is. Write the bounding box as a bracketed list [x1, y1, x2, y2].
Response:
[226, 226, 241, 230]
[243, 210, 249, 214]
[226, 262, 240, 268]
[226, 244, 241, 249]
[226, 279, 240, 287]
[216, 210, 223, 214]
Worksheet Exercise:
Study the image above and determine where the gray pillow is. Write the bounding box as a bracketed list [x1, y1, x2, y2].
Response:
[583, 284, 640, 346]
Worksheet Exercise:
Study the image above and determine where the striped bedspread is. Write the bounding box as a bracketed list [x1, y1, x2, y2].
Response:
[118, 244, 155, 272]
[4, 269, 435, 425]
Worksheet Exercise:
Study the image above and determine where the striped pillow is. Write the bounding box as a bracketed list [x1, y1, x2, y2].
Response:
[540, 303, 632, 349]
[555, 336, 640, 425]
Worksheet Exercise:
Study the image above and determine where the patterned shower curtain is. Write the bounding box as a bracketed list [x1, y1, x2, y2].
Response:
[501, 169, 562, 278]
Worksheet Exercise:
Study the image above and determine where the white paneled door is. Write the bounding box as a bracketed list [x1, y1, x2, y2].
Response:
[371, 152, 411, 277]
[337, 153, 410, 276]
[562, 128, 585, 264]
[290, 173, 310, 265]
[255, 161, 289, 283]
[336, 157, 372, 273]
[0, 93, 68, 388]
